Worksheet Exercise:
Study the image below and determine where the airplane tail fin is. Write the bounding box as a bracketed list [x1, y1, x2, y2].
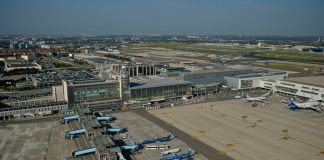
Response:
[288, 99, 298, 109]
[288, 98, 293, 105]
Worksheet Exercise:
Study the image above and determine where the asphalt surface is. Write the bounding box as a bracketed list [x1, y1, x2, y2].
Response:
[133, 109, 234, 160]
[0, 115, 59, 125]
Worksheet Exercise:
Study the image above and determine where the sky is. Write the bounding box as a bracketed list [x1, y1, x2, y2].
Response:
[0, 0, 324, 36]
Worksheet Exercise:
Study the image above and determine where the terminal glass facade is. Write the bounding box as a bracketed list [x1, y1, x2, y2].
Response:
[180, 69, 260, 85]
[80, 100, 121, 111]
[275, 85, 298, 94]
[67, 81, 120, 103]
[131, 83, 191, 99]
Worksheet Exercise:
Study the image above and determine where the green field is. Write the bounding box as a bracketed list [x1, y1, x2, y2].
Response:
[141, 42, 253, 55]
[255, 62, 323, 73]
[129, 42, 324, 64]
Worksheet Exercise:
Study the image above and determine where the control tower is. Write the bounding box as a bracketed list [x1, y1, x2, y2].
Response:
[119, 65, 130, 101]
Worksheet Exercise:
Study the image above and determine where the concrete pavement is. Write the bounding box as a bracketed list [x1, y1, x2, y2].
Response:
[133, 109, 234, 160]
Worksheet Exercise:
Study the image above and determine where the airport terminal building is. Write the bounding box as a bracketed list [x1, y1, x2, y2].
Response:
[130, 77, 192, 100]
[224, 71, 323, 101]
[53, 79, 122, 111]
[180, 68, 274, 95]
[260, 76, 324, 101]
[225, 71, 288, 89]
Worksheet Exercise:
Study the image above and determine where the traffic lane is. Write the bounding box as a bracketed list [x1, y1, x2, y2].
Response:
[133, 109, 234, 160]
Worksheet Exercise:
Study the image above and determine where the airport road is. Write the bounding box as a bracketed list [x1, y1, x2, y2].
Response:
[69, 120, 96, 160]
[0, 115, 59, 125]
[133, 109, 234, 160]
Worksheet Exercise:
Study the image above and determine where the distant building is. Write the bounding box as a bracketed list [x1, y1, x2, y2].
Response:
[9, 43, 18, 49]
[52, 52, 74, 58]
[4, 58, 42, 72]
[160, 67, 190, 77]
[21, 54, 36, 62]
[111, 63, 157, 77]
[18, 43, 27, 49]
[40, 44, 51, 49]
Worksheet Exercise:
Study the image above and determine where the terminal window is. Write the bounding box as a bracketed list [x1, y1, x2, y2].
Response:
[276, 86, 298, 94]
[280, 82, 295, 87]
[241, 80, 253, 88]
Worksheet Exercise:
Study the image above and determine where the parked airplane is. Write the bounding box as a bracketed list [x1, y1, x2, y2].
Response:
[142, 134, 173, 144]
[120, 140, 139, 150]
[161, 148, 181, 156]
[246, 89, 273, 103]
[288, 98, 321, 112]
[106, 127, 126, 133]
[160, 149, 194, 160]
[65, 128, 86, 139]
[235, 91, 244, 99]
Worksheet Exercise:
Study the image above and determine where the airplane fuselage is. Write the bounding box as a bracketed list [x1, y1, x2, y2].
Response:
[246, 97, 266, 102]
[288, 101, 321, 112]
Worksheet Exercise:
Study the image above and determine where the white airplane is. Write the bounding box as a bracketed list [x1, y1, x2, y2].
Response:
[288, 98, 321, 112]
[161, 148, 181, 156]
[235, 91, 244, 99]
[246, 89, 272, 103]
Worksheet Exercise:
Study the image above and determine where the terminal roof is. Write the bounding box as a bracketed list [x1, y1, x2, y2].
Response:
[83, 119, 101, 129]
[79, 108, 92, 115]
[131, 78, 191, 89]
[285, 76, 324, 88]
[230, 71, 286, 79]
[93, 135, 116, 148]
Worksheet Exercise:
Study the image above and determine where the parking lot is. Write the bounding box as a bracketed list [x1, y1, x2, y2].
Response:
[32, 70, 97, 87]
[0, 120, 76, 160]
[111, 111, 208, 160]
[149, 95, 324, 160]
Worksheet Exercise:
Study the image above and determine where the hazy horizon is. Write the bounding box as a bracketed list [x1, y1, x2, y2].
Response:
[1, 0, 324, 37]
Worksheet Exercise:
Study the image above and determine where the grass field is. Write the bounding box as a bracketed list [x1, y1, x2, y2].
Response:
[254, 62, 323, 72]
[126, 42, 324, 64]
[141, 42, 253, 55]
